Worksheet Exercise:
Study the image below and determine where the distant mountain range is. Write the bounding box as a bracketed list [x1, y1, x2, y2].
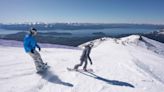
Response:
[0, 23, 164, 30]
[0, 29, 163, 46]
[0, 23, 164, 46]
[142, 29, 164, 43]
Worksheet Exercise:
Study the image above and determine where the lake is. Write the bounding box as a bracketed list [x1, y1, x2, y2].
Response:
[0, 28, 157, 37]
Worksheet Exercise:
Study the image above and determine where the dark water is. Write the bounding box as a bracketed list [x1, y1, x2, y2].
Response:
[53, 28, 156, 36]
[0, 28, 156, 37]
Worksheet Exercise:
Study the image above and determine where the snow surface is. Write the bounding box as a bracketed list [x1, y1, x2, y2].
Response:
[0, 35, 164, 92]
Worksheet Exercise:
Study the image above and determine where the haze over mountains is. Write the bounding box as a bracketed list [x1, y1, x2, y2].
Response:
[0, 23, 164, 30]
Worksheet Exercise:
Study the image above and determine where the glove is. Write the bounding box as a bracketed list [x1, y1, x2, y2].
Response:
[38, 47, 41, 51]
[31, 49, 34, 53]
[36, 44, 41, 51]
[90, 60, 93, 65]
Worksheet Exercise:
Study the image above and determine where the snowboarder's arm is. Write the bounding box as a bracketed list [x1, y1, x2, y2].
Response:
[36, 44, 41, 51]
[88, 56, 92, 65]
[87, 48, 92, 65]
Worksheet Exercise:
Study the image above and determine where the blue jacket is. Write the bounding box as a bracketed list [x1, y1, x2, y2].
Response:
[23, 34, 40, 52]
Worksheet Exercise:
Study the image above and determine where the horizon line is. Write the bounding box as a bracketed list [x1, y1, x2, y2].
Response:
[1, 22, 164, 25]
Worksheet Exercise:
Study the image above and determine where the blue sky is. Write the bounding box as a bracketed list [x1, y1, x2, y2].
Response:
[0, 0, 164, 24]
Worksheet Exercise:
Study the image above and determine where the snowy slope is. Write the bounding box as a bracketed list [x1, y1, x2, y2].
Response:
[0, 35, 164, 92]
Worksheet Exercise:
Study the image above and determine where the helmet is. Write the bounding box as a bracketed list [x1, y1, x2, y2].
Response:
[29, 27, 37, 34]
[85, 42, 94, 48]
[89, 42, 94, 47]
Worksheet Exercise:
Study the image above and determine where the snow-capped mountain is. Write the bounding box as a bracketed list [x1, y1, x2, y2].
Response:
[158, 29, 164, 34]
[0, 35, 164, 92]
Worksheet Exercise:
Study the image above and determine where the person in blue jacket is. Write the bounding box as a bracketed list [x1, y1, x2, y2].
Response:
[24, 28, 47, 73]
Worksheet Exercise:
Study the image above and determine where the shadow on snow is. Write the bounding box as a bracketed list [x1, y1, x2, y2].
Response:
[38, 70, 73, 87]
[78, 71, 135, 88]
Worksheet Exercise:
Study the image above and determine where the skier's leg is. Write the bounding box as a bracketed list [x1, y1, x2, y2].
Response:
[34, 51, 45, 65]
[83, 58, 88, 71]
[74, 59, 84, 69]
[34, 51, 48, 70]
[34, 61, 43, 72]
[29, 52, 44, 72]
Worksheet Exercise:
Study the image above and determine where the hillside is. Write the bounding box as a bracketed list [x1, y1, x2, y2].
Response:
[0, 35, 164, 92]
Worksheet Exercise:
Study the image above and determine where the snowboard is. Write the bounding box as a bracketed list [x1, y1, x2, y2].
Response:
[67, 67, 93, 72]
